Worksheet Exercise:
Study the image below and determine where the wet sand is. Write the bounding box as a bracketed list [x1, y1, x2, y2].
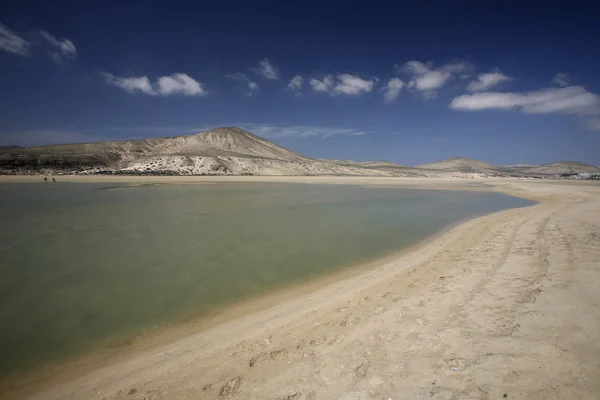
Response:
[1, 176, 599, 400]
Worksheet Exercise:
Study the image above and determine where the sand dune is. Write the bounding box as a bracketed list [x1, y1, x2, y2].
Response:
[4, 177, 600, 400]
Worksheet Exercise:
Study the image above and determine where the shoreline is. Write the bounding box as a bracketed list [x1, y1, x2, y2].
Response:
[0, 177, 524, 393]
[2, 177, 599, 399]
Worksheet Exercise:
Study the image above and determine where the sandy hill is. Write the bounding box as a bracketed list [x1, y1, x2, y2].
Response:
[416, 157, 506, 174]
[16, 127, 305, 162]
[517, 161, 600, 175]
[0, 128, 417, 177]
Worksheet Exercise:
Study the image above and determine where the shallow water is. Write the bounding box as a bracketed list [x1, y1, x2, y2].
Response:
[0, 182, 533, 374]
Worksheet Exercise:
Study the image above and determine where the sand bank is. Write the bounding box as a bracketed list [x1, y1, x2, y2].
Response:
[2, 177, 599, 400]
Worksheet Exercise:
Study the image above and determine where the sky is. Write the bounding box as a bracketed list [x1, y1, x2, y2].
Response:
[1, 0, 599, 166]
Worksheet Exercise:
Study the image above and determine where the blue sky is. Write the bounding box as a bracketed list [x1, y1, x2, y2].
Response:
[1, 1, 599, 166]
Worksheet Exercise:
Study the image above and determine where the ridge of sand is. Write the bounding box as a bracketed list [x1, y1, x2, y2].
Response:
[3, 177, 600, 400]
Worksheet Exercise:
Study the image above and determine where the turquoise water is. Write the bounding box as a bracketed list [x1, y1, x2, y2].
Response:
[0, 182, 533, 374]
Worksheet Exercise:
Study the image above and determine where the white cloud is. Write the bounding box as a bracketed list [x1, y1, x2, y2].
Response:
[467, 72, 510, 91]
[450, 86, 599, 114]
[240, 124, 369, 139]
[310, 75, 334, 92]
[39, 30, 77, 63]
[0, 22, 31, 56]
[383, 77, 405, 102]
[401, 60, 473, 97]
[102, 72, 206, 96]
[156, 73, 205, 96]
[309, 74, 375, 96]
[226, 72, 260, 96]
[288, 75, 303, 91]
[102, 73, 156, 95]
[553, 73, 570, 87]
[255, 58, 278, 80]
[333, 74, 375, 96]
[450, 86, 600, 131]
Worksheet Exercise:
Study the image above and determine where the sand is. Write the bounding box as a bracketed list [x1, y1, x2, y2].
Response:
[1, 176, 599, 400]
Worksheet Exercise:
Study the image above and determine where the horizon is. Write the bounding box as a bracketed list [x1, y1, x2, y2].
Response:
[1, 1, 600, 166]
[1, 126, 596, 168]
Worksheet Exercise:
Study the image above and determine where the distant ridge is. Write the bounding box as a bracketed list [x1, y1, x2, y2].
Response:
[516, 161, 600, 175]
[417, 157, 504, 174]
[416, 157, 599, 176]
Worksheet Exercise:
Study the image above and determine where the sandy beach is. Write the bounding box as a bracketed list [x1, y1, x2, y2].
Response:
[2, 176, 599, 400]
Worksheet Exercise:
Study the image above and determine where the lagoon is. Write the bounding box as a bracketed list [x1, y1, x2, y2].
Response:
[0, 182, 533, 374]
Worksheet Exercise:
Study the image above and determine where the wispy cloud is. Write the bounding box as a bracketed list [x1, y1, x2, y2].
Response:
[383, 77, 405, 102]
[115, 124, 371, 139]
[401, 60, 473, 98]
[333, 74, 375, 96]
[309, 74, 376, 96]
[0, 22, 78, 64]
[102, 72, 206, 96]
[39, 30, 77, 63]
[310, 76, 334, 92]
[239, 124, 370, 139]
[0, 22, 30, 56]
[553, 73, 570, 87]
[585, 117, 600, 131]
[288, 75, 303, 91]
[467, 71, 510, 91]
[226, 72, 260, 96]
[450, 85, 600, 130]
[101, 73, 156, 95]
[255, 58, 278, 80]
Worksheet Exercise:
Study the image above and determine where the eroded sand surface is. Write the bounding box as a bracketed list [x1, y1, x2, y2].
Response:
[2, 177, 599, 400]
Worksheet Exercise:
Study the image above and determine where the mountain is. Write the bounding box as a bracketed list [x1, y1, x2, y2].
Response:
[516, 161, 600, 175]
[416, 157, 508, 174]
[0, 128, 412, 177]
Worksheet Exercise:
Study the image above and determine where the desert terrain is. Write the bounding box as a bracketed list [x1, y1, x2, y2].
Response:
[1, 128, 599, 179]
[0, 176, 598, 400]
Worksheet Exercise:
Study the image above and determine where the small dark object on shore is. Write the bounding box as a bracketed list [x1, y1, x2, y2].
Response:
[43, 177, 47, 182]
[52, 177, 56, 182]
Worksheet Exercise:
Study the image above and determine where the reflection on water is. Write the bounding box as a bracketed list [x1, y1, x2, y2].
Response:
[0, 182, 533, 374]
